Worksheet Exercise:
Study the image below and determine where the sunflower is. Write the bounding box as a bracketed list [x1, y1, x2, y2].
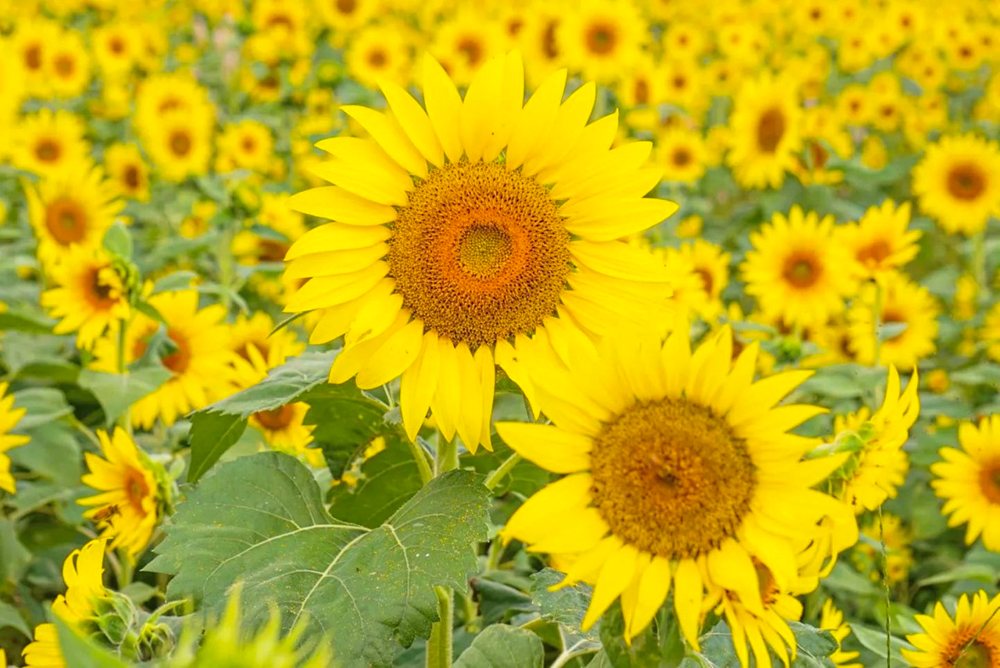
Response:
[90, 290, 235, 429]
[0, 382, 29, 494]
[741, 206, 857, 330]
[827, 365, 919, 514]
[316, 0, 377, 39]
[11, 18, 60, 99]
[216, 120, 274, 174]
[78, 429, 161, 558]
[103, 143, 150, 202]
[497, 327, 856, 646]
[144, 110, 213, 183]
[345, 23, 413, 90]
[40, 246, 130, 350]
[616, 54, 662, 109]
[233, 192, 307, 267]
[846, 271, 939, 370]
[912, 134, 1000, 236]
[904, 591, 1000, 668]
[984, 303, 1000, 363]
[284, 52, 678, 452]
[932, 415, 1000, 551]
[820, 600, 863, 668]
[25, 160, 123, 270]
[134, 71, 214, 134]
[432, 13, 503, 87]
[727, 72, 802, 189]
[46, 29, 90, 99]
[657, 127, 707, 183]
[853, 513, 913, 585]
[835, 200, 921, 279]
[12, 108, 90, 177]
[557, 0, 648, 86]
[91, 22, 137, 76]
[660, 240, 729, 322]
[517, 7, 565, 87]
[22, 538, 109, 668]
[659, 245, 712, 324]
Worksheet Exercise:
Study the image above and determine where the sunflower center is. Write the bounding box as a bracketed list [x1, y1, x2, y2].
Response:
[368, 48, 387, 67]
[948, 164, 987, 200]
[45, 197, 87, 245]
[87, 267, 117, 308]
[255, 404, 296, 430]
[881, 309, 906, 343]
[124, 165, 141, 189]
[542, 21, 559, 59]
[54, 54, 75, 77]
[162, 329, 192, 374]
[36, 139, 62, 163]
[672, 148, 692, 167]
[457, 37, 484, 67]
[757, 108, 786, 153]
[694, 267, 714, 294]
[25, 44, 42, 70]
[388, 161, 570, 349]
[634, 79, 649, 105]
[258, 239, 289, 263]
[337, 0, 356, 13]
[782, 253, 820, 288]
[857, 239, 892, 266]
[169, 130, 193, 157]
[977, 460, 1000, 505]
[123, 468, 149, 514]
[585, 24, 617, 55]
[241, 136, 257, 153]
[589, 397, 756, 560]
[236, 339, 270, 363]
[754, 560, 779, 606]
[950, 636, 996, 668]
[808, 141, 828, 169]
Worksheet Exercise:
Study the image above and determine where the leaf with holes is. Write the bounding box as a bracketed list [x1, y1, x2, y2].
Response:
[147, 452, 490, 668]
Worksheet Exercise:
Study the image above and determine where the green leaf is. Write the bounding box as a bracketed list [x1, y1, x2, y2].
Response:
[848, 623, 914, 665]
[471, 575, 536, 626]
[530, 568, 599, 642]
[0, 600, 30, 638]
[696, 621, 838, 668]
[203, 352, 336, 418]
[151, 270, 198, 295]
[301, 383, 396, 479]
[9, 423, 81, 486]
[0, 308, 55, 334]
[186, 411, 249, 483]
[916, 563, 997, 587]
[950, 364, 1000, 387]
[454, 624, 544, 668]
[102, 222, 133, 260]
[78, 367, 173, 426]
[147, 452, 491, 668]
[788, 622, 838, 666]
[11, 388, 72, 431]
[599, 603, 663, 667]
[0, 518, 31, 585]
[326, 433, 423, 528]
[54, 617, 130, 668]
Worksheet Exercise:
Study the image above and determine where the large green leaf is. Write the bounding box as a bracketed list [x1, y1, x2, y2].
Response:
[77, 367, 173, 426]
[531, 568, 600, 642]
[186, 411, 248, 483]
[0, 600, 30, 638]
[454, 624, 545, 668]
[147, 452, 490, 668]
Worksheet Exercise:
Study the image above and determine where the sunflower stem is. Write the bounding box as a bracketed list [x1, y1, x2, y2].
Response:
[484, 453, 521, 491]
[878, 505, 891, 668]
[436, 433, 458, 475]
[972, 229, 987, 295]
[406, 438, 434, 486]
[426, 586, 453, 668]
[118, 551, 134, 589]
[116, 321, 132, 435]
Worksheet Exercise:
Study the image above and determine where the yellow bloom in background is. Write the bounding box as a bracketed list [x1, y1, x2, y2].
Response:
[40, 246, 130, 350]
[498, 327, 856, 646]
[230, 311, 304, 369]
[78, 429, 160, 558]
[344, 24, 413, 91]
[144, 110, 214, 183]
[861, 135, 888, 171]
[24, 160, 123, 270]
[847, 271, 939, 370]
[46, 28, 91, 99]
[22, 538, 110, 668]
[727, 72, 802, 189]
[179, 200, 217, 239]
[557, 0, 647, 86]
[820, 600, 862, 668]
[657, 127, 707, 183]
[284, 51, 677, 453]
[954, 273, 979, 321]
[675, 214, 703, 238]
[829, 365, 919, 514]
[90, 290, 236, 429]
[431, 13, 503, 88]
[91, 21, 138, 76]
[853, 513, 913, 585]
[10, 18, 61, 99]
[932, 415, 1000, 551]
[741, 206, 858, 330]
[912, 133, 1000, 236]
[984, 302, 1000, 363]
[0, 382, 29, 494]
[216, 120, 274, 174]
[233, 192, 306, 266]
[134, 71, 214, 135]
[903, 591, 1000, 668]
[103, 142, 150, 202]
[835, 200, 921, 279]
[12, 108, 91, 177]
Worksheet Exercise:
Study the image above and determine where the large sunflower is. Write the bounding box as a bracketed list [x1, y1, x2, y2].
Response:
[904, 591, 1000, 668]
[24, 160, 123, 270]
[835, 199, 921, 279]
[741, 206, 858, 330]
[0, 382, 30, 494]
[497, 327, 856, 646]
[284, 52, 678, 452]
[12, 108, 90, 177]
[846, 271, 939, 370]
[932, 415, 1000, 551]
[90, 290, 236, 429]
[912, 133, 1000, 236]
[727, 72, 802, 189]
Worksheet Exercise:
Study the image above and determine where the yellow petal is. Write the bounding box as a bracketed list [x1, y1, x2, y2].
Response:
[629, 556, 672, 640]
[284, 244, 388, 279]
[506, 68, 566, 170]
[570, 240, 669, 282]
[528, 506, 608, 554]
[341, 105, 428, 178]
[454, 342, 483, 453]
[707, 538, 762, 616]
[287, 186, 397, 225]
[502, 473, 592, 544]
[537, 111, 619, 185]
[727, 370, 814, 426]
[346, 290, 405, 346]
[582, 543, 639, 630]
[494, 422, 592, 473]
[328, 312, 408, 385]
[430, 338, 461, 442]
[553, 535, 623, 589]
[307, 158, 409, 207]
[474, 346, 495, 451]
[483, 51, 525, 162]
[565, 197, 679, 242]
[284, 262, 389, 312]
[379, 79, 444, 168]
[523, 81, 595, 176]
[422, 53, 464, 164]
[356, 318, 424, 389]
[550, 142, 653, 201]
[285, 222, 391, 260]
[673, 559, 704, 650]
[460, 55, 505, 163]
[400, 329, 439, 442]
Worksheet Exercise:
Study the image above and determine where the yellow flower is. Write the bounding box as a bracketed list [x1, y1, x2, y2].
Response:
[675, 214, 703, 238]
[835, 200, 921, 279]
[853, 513, 913, 586]
[557, 0, 648, 86]
[283, 52, 677, 453]
[932, 415, 1000, 551]
[25, 160, 123, 270]
[498, 327, 856, 647]
[829, 365, 919, 514]
[344, 22, 414, 91]
[846, 271, 939, 371]
[40, 246, 130, 350]
[79, 429, 161, 558]
[144, 110, 213, 183]
[861, 135, 888, 170]
[912, 133, 1000, 236]
[727, 72, 802, 189]
[657, 127, 708, 183]
[230, 311, 305, 369]
[984, 302, 1000, 363]
[103, 143, 150, 202]
[0, 382, 29, 494]
[820, 600, 862, 668]
[903, 591, 1000, 668]
[12, 108, 91, 177]
[741, 206, 858, 330]
[215, 120, 274, 174]
[46, 29, 91, 99]
[179, 201, 217, 239]
[232, 193, 306, 267]
[90, 290, 236, 429]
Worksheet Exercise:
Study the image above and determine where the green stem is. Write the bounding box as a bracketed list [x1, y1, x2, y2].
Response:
[218, 222, 235, 315]
[484, 453, 521, 491]
[426, 586, 453, 668]
[116, 321, 132, 435]
[118, 552, 135, 589]
[973, 230, 987, 296]
[879, 506, 891, 668]
[406, 438, 434, 486]
[436, 434, 458, 476]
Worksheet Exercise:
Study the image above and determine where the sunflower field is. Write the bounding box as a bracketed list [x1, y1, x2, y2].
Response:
[2, 0, 1000, 666]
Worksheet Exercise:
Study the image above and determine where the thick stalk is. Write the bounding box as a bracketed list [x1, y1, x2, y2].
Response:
[406, 438, 434, 486]
[484, 453, 521, 490]
[426, 586, 453, 668]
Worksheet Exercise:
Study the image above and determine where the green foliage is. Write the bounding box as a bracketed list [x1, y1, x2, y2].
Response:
[78, 368, 173, 426]
[148, 452, 491, 667]
[531, 568, 600, 642]
[454, 624, 545, 668]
